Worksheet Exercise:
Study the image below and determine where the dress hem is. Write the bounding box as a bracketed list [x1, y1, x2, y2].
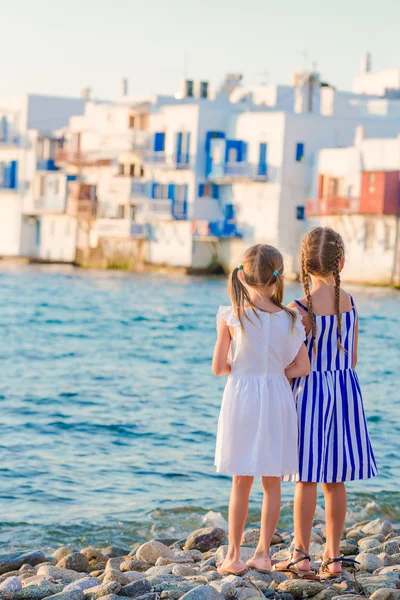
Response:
[283, 471, 378, 483]
[216, 465, 299, 478]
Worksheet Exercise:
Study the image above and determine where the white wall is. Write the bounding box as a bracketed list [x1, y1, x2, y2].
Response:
[39, 215, 77, 262]
[0, 193, 23, 255]
[146, 221, 192, 267]
[309, 214, 398, 285]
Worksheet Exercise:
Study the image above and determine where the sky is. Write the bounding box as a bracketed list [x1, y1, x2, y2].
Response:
[1, 0, 399, 101]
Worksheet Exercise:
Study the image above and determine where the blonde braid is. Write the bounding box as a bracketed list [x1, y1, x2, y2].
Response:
[332, 245, 346, 352]
[301, 251, 317, 356]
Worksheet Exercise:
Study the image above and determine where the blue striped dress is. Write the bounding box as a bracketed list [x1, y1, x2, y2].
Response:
[289, 297, 378, 483]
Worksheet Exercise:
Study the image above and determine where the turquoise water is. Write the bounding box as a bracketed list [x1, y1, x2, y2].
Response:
[0, 265, 399, 551]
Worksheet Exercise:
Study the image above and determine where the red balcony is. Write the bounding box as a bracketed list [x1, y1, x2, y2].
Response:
[306, 196, 360, 217]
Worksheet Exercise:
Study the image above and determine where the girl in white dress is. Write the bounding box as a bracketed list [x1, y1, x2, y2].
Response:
[213, 244, 310, 576]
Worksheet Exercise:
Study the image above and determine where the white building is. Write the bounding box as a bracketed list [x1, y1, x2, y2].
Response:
[6, 59, 400, 279]
[0, 93, 87, 261]
[307, 128, 400, 285]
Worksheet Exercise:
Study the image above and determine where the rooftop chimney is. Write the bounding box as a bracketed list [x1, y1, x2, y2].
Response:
[81, 87, 92, 100]
[361, 52, 372, 74]
[121, 78, 129, 96]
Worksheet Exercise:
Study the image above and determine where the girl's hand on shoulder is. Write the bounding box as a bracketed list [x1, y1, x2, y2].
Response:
[285, 343, 310, 379]
[212, 320, 232, 376]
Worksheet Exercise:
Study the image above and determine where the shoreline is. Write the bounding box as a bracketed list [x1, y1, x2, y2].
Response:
[0, 257, 399, 288]
[1, 517, 399, 600]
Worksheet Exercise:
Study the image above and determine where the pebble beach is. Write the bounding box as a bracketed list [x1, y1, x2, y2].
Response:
[1, 518, 400, 600]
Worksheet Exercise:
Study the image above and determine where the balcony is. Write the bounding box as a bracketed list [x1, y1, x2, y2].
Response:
[128, 130, 151, 151]
[67, 182, 97, 218]
[37, 159, 59, 171]
[144, 152, 193, 170]
[56, 149, 113, 167]
[192, 220, 242, 239]
[208, 162, 268, 183]
[306, 196, 360, 217]
[131, 179, 149, 197]
[137, 199, 173, 220]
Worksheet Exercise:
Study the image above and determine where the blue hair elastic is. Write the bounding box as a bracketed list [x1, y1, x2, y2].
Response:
[238, 265, 243, 271]
[273, 269, 279, 276]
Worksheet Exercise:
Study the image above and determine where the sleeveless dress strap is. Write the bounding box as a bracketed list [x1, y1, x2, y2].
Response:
[349, 294, 355, 308]
[294, 300, 308, 312]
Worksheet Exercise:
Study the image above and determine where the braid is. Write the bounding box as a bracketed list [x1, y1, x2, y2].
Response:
[332, 247, 345, 353]
[301, 252, 317, 356]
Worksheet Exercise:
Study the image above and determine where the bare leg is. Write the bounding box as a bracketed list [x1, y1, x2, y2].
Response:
[218, 475, 254, 575]
[322, 482, 347, 574]
[275, 482, 317, 571]
[248, 477, 281, 572]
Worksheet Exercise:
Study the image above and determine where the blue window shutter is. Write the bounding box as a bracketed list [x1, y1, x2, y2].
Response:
[185, 132, 191, 164]
[175, 132, 183, 164]
[239, 141, 247, 162]
[258, 143, 267, 176]
[151, 183, 157, 199]
[225, 204, 234, 220]
[198, 183, 204, 197]
[154, 132, 165, 152]
[168, 184, 175, 200]
[9, 161, 17, 189]
[212, 184, 219, 199]
[296, 143, 305, 162]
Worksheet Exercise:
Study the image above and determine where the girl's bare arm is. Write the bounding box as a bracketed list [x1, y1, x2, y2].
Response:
[212, 321, 232, 376]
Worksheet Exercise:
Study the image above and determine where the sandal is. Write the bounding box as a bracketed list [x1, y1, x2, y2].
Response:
[272, 548, 316, 578]
[318, 557, 359, 580]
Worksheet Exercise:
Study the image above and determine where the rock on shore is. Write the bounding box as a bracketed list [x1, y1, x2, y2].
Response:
[1, 519, 400, 600]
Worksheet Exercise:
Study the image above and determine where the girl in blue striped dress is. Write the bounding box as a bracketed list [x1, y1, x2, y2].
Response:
[274, 227, 377, 579]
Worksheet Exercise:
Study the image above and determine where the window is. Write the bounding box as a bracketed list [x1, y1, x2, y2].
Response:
[153, 183, 169, 199]
[295, 142, 305, 162]
[140, 166, 144, 177]
[118, 163, 124, 176]
[129, 115, 135, 129]
[365, 221, 375, 250]
[203, 184, 212, 197]
[129, 164, 135, 177]
[384, 223, 392, 250]
[130, 205, 136, 220]
[117, 205, 126, 218]
[368, 173, 376, 193]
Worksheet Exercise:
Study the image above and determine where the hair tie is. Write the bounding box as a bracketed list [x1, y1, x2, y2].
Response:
[273, 269, 279, 276]
[237, 265, 243, 271]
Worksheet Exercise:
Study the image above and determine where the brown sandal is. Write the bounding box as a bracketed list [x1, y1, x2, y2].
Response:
[272, 548, 316, 578]
[318, 557, 359, 580]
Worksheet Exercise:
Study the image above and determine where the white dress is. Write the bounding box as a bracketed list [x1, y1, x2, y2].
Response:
[215, 305, 305, 478]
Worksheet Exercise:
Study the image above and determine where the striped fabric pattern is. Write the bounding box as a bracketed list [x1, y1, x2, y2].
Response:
[287, 298, 378, 483]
